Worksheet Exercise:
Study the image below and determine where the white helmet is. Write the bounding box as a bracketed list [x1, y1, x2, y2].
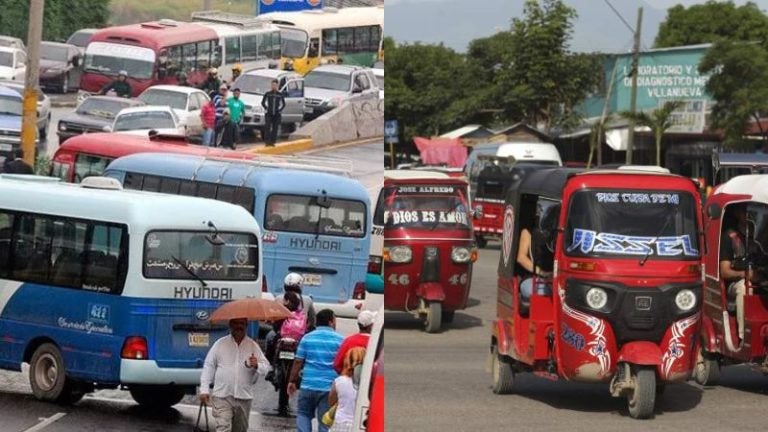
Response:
[284, 272, 303, 288]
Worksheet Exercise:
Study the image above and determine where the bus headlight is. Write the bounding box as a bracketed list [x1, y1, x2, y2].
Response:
[385, 246, 412, 263]
[585, 287, 608, 310]
[451, 246, 471, 263]
[675, 289, 696, 312]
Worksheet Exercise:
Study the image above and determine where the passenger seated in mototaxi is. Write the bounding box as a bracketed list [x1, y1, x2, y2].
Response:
[516, 202, 558, 308]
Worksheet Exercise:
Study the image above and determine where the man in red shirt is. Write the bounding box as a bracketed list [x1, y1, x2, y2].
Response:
[333, 310, 376, 373]
[200, 99, 216, 146]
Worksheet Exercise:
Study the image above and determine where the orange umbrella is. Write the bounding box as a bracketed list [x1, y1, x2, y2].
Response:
[209, 298, 293, 323]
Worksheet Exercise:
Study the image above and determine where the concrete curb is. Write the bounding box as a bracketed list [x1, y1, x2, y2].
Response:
[245, 138, 314, 155]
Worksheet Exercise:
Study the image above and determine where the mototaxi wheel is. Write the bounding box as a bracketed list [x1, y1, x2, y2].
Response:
[627, 368, 656, 419]
[424, 301, 442, 333]
[475, 235, 488, 249]
[693, 344, 721, 386]
[491, 345, 515, 394]
[129, 385, 185, 408]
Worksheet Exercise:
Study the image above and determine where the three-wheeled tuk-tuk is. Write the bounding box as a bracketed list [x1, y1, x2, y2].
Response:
[381, 170, 477, 333]
[694, 174, 768, 385]
[490, 168, 705, 419]
[472, 163, 554, 248]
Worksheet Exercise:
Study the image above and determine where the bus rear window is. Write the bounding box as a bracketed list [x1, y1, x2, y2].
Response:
[264, 194, 366, 238]
[144, 231, 259, 281]
[75, 154, 113, 184]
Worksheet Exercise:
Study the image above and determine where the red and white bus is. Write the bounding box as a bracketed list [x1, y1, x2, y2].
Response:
[50, 132, 253, 183]
[78, 18, 282, 100]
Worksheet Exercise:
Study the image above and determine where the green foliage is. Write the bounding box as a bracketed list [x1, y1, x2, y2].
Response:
[655, 1, 768, 48]
[34, 154, 50, 176]
[700, 41, 768, 148]
[386, 0, 600, 141]
[620, 100, 685, 165]
[0, 0, 110, 42]
[108, 0, 253, 25]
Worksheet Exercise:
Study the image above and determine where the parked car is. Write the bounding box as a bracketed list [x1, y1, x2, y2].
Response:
[233, 68, 305, 137]
[373, 68, 384, 99]
[0, 36, 25, 52]
[39, 41, 83, 93]
[303, 65, 379, 121]
[57, 95, 144, 143]
[0, 85, 40, 160]
[0, 80, 51, 141]
[137, 85, 208, 139]
[0, 47, 26, 82]
[66, 28, 97, 56]
[107, 105, 186, 137]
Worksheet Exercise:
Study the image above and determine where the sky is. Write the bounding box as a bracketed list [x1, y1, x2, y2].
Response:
[385, 0, 768, 53]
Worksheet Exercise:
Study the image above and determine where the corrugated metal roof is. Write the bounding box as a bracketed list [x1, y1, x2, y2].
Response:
[439, 125, 484, 139]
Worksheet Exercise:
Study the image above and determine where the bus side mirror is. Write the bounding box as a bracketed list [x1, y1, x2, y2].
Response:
[707, 203, 722, 220]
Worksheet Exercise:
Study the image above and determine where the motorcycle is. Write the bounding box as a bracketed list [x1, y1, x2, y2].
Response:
[273, 336, 299, 416]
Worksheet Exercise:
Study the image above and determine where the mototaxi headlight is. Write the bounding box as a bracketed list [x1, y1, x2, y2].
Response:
[585, 287, 608, 310]
[675, 289, 696, 312]
[451, 246, 471, 263]
[386, 246, 412, 263]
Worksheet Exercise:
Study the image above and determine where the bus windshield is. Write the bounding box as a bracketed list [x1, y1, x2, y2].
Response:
[264, 194, 366, 238]
[144, 231, 259, 281]
[84, 42, 156, 80]
[304, 71, 350, 91]
[377, 184, 471, 231]
[565, 190, 700, 260]
[234, 75, 273, 95]
[280, 28, 308, 58]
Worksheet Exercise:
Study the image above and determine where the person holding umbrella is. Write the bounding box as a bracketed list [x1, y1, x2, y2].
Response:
[201, 299, 291, 432]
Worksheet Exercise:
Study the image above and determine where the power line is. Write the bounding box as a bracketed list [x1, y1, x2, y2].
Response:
[602, 0, 635, 34]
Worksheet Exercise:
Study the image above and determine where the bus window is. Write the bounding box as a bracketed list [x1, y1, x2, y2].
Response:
[308, 38, 319, 58]
[338, 29, 354, 53]
[257, 33, 272, 60]
[75, 154, 113, 183]
[265, 194, 366, 237]
[167, 45, 184, 73]
[84, 224, 126, 294]
[322, 29, 338, 55]
[142, 175, 161, 192]
[183, 43, 197, 71]
[161, 177, 181, 194]
[197, 41, 211, 70]
[371, 26, 381, 51]
[354, 27, 371, 53]
[0, 212, 14, 277]
[271, 31, 281, 59]
[198, 182, 217, 199]
[179, 179, 197, 196]
[242, 34, 259, 62]
[225, 36, 240, 63]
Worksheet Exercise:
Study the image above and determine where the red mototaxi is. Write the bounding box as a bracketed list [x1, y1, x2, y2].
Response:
[382, 170, 477, 333]
[490, 168, 704, 419]
[694, 174, 768, 384]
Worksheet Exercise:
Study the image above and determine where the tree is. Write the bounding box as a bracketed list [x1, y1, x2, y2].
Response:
[699, 41, 768, 148]
[0, 0, 109, 42]
[620, 101, 685, 166]
[384, 40, 475, 141]
[492, 0, 601, 131]
[655, 1, 768, 48]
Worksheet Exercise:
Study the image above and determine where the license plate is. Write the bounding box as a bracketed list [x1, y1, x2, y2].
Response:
[188, 332, 210, 347]
[304, 107, 314, 113]
[278, 351, 295, 360]
[302, 274, 322, 286]
[0, 143, 12, 152]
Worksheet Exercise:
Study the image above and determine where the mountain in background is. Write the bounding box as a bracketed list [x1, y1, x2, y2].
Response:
[385, 0, 674, 53]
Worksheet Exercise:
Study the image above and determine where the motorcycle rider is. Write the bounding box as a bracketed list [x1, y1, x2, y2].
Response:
[200, 67, 222, 97]
[99, 70, 132, 98]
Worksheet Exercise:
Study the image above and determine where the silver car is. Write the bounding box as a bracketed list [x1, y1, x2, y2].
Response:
[233, 69, 305, 136]
[0, 80, 51, 140]
[303, 65, 379, 121]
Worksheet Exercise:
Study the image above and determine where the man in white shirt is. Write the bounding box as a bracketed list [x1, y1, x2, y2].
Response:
[200, 318, 270, 432]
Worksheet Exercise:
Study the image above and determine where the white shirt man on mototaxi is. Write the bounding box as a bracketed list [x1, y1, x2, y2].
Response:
[200, 334, 271, 399]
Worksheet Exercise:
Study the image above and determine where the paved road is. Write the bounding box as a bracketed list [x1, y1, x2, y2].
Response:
[386, 243, 768, 432]
[0, 139, 384, 431]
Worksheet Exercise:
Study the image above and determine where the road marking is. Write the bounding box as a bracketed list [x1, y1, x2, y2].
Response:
[22, 412, 66, 431]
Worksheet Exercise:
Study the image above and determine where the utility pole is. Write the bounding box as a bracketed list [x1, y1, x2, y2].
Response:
[21, 0, 44, 169]
[625, 7, 642, 165]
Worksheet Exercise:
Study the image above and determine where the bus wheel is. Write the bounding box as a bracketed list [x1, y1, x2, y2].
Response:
[627, 368, 655, 419]
[693, 344, 720, 386]
[130, 385, 185, 408]
[491, 346, 515, 394]
[424, 301, 442, 333]
[29, 343, 68, 402]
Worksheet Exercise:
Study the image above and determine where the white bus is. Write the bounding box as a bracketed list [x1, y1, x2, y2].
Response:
[0, 175, 262, 408]
[258, 6, 384, 75]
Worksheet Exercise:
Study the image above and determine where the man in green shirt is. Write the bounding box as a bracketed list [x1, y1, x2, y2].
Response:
[227, 88, 246, 142]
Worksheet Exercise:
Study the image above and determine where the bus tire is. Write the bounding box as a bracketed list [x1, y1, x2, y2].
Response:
[29, 343, 68, 402]
[130, 385, 185, 408]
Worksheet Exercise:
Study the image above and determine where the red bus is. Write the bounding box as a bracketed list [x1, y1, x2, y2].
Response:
[51, 133, 253, 183]
[78, 20, 219, 99]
